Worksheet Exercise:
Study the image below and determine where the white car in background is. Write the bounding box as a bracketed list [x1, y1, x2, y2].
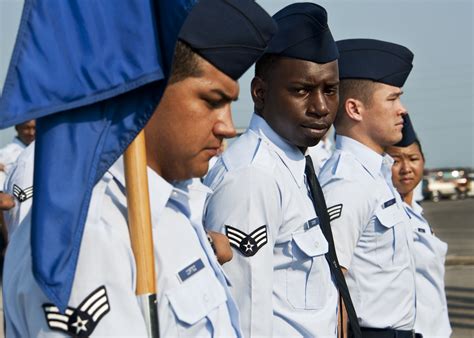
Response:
[424, 168, 472, 201]
[425, 177, 457, 202]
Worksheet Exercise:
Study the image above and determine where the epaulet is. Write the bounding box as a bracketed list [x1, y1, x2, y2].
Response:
[320, 151, 360, 184]
[222, 130, 263, 171]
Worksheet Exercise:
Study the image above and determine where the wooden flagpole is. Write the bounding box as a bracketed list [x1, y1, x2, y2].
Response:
[124, 130, 159, 338]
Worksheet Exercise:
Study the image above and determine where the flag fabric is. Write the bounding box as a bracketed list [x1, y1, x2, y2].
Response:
[0, 0, 196, 312]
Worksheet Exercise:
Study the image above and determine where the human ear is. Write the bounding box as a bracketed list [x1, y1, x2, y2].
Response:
[345, 98, 364, 122]
[251, 76, 267, 111]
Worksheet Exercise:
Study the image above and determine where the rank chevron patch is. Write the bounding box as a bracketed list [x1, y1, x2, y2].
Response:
[225, 225, 268, 257]
[43, 285, 110, 337]
[12, 184, 33, 203]
[327, 204, 343, 221]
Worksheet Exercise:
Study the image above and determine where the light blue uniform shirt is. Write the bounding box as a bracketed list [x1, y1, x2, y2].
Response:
[406, 201, 452, 337]
[319, 135, 416, 331]
[204, 114, 338, 338]
[3, 141, 35, 238]
[3, 158, 242, 337]
[0, 136, 27, 188]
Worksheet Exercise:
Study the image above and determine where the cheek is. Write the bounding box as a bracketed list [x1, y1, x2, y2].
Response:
[412, 162, 424, 179]
[327, 97, 339, 119]
[391, 166, 402, 182]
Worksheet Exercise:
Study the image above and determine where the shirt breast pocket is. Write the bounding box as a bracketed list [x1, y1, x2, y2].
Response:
[166, 266, 228, 336]
[287, 225, 332, 310]
[374, 205, 406, 268]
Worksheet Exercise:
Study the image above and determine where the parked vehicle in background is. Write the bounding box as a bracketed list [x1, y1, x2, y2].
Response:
[423, 168, 472, 202]
[468, 170, 474, 197]
[424, 175, 457, 202]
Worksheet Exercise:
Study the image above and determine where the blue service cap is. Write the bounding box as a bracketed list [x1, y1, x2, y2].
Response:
[264, 2, 338, 63]
[337, 39, 414, 87]
[395, 114, 418, 147]
[178, 0, 277, 80]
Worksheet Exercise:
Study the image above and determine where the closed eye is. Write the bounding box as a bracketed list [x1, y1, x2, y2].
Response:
[205, 98, 226, 109]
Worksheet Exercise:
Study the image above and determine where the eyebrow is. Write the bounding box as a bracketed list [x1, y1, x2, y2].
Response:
[288, 79, 340, 87]
[387, 90, 403, 98]
[209, 88, 238, 102]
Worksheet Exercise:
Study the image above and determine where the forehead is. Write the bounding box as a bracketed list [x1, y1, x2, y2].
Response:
[193, 58, 239, 98]
[268, 57, 339, 84]
[18, 120, 35, 128]
[373, 82, 402, 96]
[387, 143, 421, 156]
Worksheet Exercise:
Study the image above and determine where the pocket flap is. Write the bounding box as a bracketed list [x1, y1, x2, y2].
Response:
[166, 265, 227, 325]
[292, 226, 328, 257]
[375, 204, 402, 229]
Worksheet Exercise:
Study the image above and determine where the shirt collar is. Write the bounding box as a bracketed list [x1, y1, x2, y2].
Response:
[108, 157, 173, 221]
[405, 200, 424, 216]
[173, 179, 212, 224]
[13, 137, 27, 148]
[335, 135, 386, 178]
[108, 158, 212, 223]
[249, 113, 306, 187]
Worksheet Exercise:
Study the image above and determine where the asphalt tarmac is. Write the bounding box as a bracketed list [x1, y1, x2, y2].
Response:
[424, 199, 474, 338]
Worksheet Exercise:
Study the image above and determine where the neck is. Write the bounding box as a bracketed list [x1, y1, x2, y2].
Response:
[402, 190, 414, 206]
[143, 126, 163, 178]
[337, 126, 384, 154]
[16, 137, 28, 147]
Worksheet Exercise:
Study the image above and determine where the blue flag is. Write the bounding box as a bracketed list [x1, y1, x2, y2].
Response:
[0, 0, 196, 312]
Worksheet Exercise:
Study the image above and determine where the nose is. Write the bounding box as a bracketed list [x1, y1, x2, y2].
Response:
[399, 158, 412, 174]
[309, 91, 330, 117]
[214, 106, 236, 139]
[399, 102, 408, 116]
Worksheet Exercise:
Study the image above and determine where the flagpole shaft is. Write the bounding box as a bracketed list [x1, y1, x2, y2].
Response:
[124, 130, 159, 338]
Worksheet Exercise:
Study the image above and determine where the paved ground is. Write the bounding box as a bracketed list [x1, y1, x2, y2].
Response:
[445, 265, 474, 338]
[0, 199, 472, 337]
[424, 199, 474, 338]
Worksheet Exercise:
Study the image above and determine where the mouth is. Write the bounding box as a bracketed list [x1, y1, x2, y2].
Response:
[301, 122, 330, 133]
[300, 122, 330, 140]
[400, 177, 414, 184]
[203, 145, 222, 158]
[302, 121, 330, 129]
[395, 120, 404, 128]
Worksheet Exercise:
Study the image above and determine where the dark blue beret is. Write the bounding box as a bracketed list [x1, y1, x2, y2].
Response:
[178, 0, 277, 80]
[264, 2, 338, 63]
[395, 114, 418, 147]
[337, 39, 414, 87]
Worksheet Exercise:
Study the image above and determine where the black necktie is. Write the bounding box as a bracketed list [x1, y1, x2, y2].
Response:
[305, 155, 361, 338]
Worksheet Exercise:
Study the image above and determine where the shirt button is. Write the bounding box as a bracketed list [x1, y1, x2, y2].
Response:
[203, 294, 210, 303]
[315, 241, 320, 248]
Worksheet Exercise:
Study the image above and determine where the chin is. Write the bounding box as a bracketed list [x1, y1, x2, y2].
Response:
[297, 136, 320, 148]
[191, 163, 209, 179]
[393, 132, 403, 144]
[396, 184, 412, 196]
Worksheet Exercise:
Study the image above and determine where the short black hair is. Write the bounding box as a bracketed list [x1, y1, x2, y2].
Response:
[168, 40, 203, 84]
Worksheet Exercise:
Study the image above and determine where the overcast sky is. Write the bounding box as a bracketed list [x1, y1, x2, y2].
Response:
[0, 0, 473, 169]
